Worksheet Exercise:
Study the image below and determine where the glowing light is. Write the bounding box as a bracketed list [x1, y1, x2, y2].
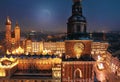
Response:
[16, 46, 24, 54]
[11, 46, 24, 55]
[53, 71, 61, 78]
[42, 49, 51, 55]
[97, 55, 101, 61]
[25, 52, 29, 55]
[0, 57, 18, 69]
[53, 58, 62, 64]
[97, 72, 106, 81]
[59, 53, 62, 57]
[6, 50, 11, 55]
[0, 69, 6, 77]
[97, 63, 104, 70]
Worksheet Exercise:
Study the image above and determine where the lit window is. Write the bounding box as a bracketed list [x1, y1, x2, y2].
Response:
[74, 68, 82, 79]
[0, 69, 6, 77]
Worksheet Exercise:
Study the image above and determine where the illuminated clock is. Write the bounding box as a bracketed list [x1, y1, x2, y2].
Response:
[74, 42, 85, 58]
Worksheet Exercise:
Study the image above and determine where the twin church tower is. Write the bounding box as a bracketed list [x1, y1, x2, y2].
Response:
[5, 16, 20, 51]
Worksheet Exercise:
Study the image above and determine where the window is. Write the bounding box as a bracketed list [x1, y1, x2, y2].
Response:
[74, 68, 82, 79]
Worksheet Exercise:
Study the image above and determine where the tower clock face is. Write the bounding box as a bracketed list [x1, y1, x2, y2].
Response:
[74, 42, 85, 58]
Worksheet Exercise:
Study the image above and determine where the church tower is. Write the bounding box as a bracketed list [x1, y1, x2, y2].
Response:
[5, 16, 12, 50]
[14, 22, 20, 47]
[62, 0, 95, 82]
[67, 0, 88, 39]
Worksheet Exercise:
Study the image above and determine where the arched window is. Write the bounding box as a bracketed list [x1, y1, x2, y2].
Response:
[74, 68, 82, 79]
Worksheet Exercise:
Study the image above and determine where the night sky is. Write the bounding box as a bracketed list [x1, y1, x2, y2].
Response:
[0, 0, 120, 32]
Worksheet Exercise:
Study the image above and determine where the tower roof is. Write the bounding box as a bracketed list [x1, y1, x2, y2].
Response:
[15, 21, 20, 29]
[16, 21, 19, 26]
[5, 16, 11, 25]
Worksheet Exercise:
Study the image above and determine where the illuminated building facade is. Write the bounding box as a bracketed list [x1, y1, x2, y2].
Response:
[111, 57, 120, 76]
[0, 57, 61, 82]
[5, 17, 21, 51]
[24, 39, 32, 54]
[25, 39, 43, 55]
[91, 42, 109, 55]
[43, 42, 65, 55]
[105, 52, 112, 67]
[62, 40, 95, 82]
[24, 40, 108, 57]
[24, 40, 65, 55]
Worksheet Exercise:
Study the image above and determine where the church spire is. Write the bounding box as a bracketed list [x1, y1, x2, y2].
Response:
[6, 16, 11, 25]
[73, 0, 82, 3]
[15, 21, 19, 27]
[72, 0, 82, 15]
[15, 21, 20, 29]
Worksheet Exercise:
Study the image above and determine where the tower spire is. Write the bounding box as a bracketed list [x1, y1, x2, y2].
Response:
[15, 21, 19, 26]
[72, 0, 82, 15]
[6, 16, 11, 25]
[73, 0, 82, 3]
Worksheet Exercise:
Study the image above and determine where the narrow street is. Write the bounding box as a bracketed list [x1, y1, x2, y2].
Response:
[94, 55, 120, 82]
